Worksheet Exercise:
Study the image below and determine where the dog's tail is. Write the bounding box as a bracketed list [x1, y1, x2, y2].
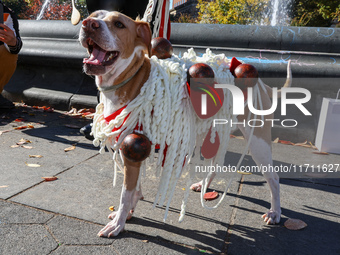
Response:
[265, 60, 292, 98]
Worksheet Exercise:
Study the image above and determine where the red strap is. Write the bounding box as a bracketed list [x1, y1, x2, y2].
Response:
[159, 0, 167, 38]
[104, 105, 127, 123]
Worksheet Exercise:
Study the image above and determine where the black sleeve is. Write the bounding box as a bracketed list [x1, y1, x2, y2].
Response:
[3, 4, 22, 54]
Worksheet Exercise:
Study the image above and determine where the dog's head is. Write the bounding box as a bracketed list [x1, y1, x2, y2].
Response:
[79, 10, 151, 78]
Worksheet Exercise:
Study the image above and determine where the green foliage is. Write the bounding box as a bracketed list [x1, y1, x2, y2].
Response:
[197, 0, 270, 25]
[171, 13, 197, 23]
[292, 0, 340, 27]
[196, 0, 339, 26]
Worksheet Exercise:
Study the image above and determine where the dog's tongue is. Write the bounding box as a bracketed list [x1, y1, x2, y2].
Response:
[83, 45, 107, 65]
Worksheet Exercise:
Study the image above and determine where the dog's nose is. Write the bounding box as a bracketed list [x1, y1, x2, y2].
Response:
[82, 18, 100, 30]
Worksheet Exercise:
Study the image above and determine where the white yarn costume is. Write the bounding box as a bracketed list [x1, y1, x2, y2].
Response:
[92, 48, 263, 221]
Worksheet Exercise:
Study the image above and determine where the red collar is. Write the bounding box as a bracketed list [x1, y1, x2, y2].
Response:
[104, 105, 128, 123]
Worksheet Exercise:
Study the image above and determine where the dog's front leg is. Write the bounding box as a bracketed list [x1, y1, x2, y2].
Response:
[98, 157, 141, 237]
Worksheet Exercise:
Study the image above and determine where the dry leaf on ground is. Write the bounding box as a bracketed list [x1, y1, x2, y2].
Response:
[25, 162, 41, 168]
[17, 138, 32, 145]
[312, 151, 329, 155]
[42, 176, 58, 182]
[64, 145, 76, 152]
[22, 145, 33, 149]
[109, 206, 115, 211]
[29, 155, 43, 158]
[14, 126, 28, 130]
[284, 218, 307, 230]
[278, 140, 295, 145]
[273, 137, 279, 143]
[0, 130, 11, 136]
[0, 185, 9, 188]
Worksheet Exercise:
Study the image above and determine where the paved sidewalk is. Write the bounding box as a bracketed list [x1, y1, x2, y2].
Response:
[1, 104, 340, 255]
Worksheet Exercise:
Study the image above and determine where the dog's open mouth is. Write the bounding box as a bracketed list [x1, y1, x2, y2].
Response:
[83, 39, 119, 66]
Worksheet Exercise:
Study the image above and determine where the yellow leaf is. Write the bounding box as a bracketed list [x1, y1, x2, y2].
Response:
[64, 145, 76, 152]
[29, 155, 43, 158]
[109, 206, 115, 211]
[22, 145, 33, 149]
[25, 162, 41, 168]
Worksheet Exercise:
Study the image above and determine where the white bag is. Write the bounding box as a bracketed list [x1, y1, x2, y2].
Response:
[315, 89, 340, 154]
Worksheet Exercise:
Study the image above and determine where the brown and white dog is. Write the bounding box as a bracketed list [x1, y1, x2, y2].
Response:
[79, 10, 291, 238]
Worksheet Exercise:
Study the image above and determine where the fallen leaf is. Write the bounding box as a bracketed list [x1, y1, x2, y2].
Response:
[66, 108, 77, 115]
[25, 162, 41, 168]
[294, 140, 307, 146]
[14, 118, 25, 122]
[22, 145, 33, 149]
[312, 151, 329, 155]
[14, 126, 28, 130]
[0, 185, 9, 188]
[109, 206, 115, 211]
[284, 218, 307, 230]
[32, 106, 54, 112]
[230, 134, 236, 138]
[17, 138, 32, 145]
[278, 140, 295, 145]
[42, 176, 58, 182]
[29, 155, 43, 158]
[43, 106, 54, 112]
[309, 142, 317, 150]
[273, 137, 279, 143]
[11, 145, 20, 148]
[0, 130, 11, 136]
[64, 145, 76, 152]
[235, 136, 244, 140]
[27, 124, 34, 129]
[182, 188, 185, 191]
[142, 240, 149, 243]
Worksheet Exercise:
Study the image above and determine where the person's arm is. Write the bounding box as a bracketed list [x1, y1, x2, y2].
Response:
[0, 4, 22, 54]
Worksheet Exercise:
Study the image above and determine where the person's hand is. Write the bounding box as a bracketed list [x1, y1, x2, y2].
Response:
[0, 24, 17, 46]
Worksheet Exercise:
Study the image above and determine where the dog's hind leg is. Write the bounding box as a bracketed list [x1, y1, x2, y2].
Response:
[98, 157, 141, 237]
[238, 121, 281, 225]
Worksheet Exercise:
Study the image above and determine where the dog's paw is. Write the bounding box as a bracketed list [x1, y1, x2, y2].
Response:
[262, 209, 281, 224]
[190, 181, 203, 192]
[108, 210, 134, 221]
[98, 220, 125, 238]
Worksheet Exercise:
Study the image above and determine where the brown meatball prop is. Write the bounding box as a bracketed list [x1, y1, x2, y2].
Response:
[121, 133, 151, 162]
[187, 63, 215, 85]
[151, 37, 173, 59]
[234, 64, 259, 89]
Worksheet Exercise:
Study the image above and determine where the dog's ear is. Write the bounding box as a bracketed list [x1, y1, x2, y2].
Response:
[136, 21, 152, 57]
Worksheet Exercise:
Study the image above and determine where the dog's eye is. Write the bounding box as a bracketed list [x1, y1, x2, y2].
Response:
[115, 21, 125, 29]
